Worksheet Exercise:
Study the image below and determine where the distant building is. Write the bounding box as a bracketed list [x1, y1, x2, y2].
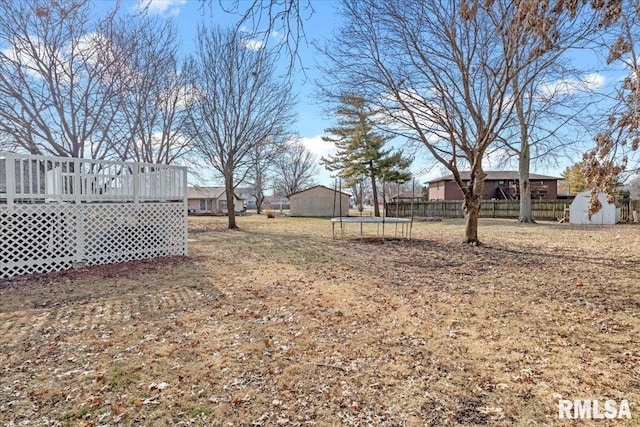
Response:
[235, 188, 257, 209]
[427, 171, 560, 201]
[391, 190, 424, 202]
[187, 186, 245, 215]
[289, 185, 351, 217]
[263, 194, 289, 210]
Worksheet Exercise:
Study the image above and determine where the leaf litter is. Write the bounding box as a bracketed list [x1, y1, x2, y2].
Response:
[0, 216, 638, 425]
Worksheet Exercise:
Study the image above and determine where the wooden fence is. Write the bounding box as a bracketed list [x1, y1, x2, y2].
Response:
[385, 199, 640, 222]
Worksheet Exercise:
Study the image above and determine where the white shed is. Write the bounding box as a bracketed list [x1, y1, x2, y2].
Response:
[569, 191, 620, 225]
[289, 185, 350, 217]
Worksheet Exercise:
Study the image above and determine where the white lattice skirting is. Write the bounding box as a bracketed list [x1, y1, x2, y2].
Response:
[1, 203, 187, 279]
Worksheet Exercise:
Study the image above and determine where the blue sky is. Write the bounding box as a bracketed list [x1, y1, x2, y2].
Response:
[109, 1, 624, 188]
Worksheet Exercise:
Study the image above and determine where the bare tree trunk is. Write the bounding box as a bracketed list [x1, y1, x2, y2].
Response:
[514, 72, 535, 224]
[462, 171, 485, 245]
[225, 176, 237, 229]
[255, 195, 264, 214]
[518, 142, 535, 223]
[253, 167, 264, 215]
[463, 197, 482, 244]
[370, 166, 380, 217]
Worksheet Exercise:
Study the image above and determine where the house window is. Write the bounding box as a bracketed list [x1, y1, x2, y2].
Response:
[220, 200, 227, 211]
[200, 199, 205, 211]
[207, 199, 213, 211]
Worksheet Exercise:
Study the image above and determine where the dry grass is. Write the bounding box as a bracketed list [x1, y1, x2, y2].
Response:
[1, 214, 639, 426]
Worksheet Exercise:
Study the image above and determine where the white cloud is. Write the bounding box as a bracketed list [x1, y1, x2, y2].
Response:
[300, 135, 335, 159]
[137, 0, 186, 16]
[271, 30, 285, 42]
[583, 73, 606, 89]
[2, 35, 71, 82]
[241, 38, 265, 51]
[538, 73, 606, 99]
[71, 32, 111, 66]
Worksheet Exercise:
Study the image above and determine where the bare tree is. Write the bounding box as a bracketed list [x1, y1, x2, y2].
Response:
[582, 1, 640, 214]
[628, 174, 640, 200]
[502, 62, 601, 222]
[273, 139, 318, 197]
[348, 179, 367, 213]
[118, 15, 192, 165]
[0, 0, 135, 159]
[492, 3, 602, 223]
[245, 139, 289, 214]
[185, 26, 296, 229]
[320, 0, 582, 243]
[215, 0, 314, 73]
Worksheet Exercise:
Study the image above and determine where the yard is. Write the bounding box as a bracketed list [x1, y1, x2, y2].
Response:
[0, 215, 639, 426]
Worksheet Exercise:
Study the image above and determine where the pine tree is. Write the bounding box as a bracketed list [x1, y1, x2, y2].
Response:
[321, 93, 411, 217]
[562, 163, 588, 194]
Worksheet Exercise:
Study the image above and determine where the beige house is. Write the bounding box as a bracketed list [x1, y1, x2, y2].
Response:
[289, 185, 351, 217]
[187, 186, 245, 215]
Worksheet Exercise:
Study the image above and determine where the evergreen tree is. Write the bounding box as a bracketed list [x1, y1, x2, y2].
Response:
[321, 94, 411, 217]
[562, 163, 589, 194]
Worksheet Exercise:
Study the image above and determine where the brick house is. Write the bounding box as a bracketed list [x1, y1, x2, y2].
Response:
[427, 171, 560, 200]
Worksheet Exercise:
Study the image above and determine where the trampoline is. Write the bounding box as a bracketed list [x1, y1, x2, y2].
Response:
[331, 216, 413, 239]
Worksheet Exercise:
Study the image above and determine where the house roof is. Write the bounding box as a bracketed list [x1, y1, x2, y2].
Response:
[187, 186, 244, 200]
[391, 191, 422, 200]
[427, 171, 561, 184]
[288, 185, 351, 198]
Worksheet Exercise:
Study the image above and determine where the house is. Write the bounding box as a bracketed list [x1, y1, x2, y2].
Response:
[427, 171, 560, 200]
[391, 190, 424, 202]
[289, 185, 351, 217]
[235, 187, 257, 209]
[187, 186, 245, 215]
[569, 191, 620, 225]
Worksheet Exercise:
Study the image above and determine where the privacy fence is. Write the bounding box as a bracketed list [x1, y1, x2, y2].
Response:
[386, 199, 640, 222]
[1, 152, 188, 280]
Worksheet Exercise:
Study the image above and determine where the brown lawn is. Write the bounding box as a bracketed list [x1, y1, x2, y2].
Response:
[0, 215, 639, 426]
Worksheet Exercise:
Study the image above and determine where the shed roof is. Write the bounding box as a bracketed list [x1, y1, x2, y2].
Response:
[288, 185, 351, 198]
[427, 171, 560, 184]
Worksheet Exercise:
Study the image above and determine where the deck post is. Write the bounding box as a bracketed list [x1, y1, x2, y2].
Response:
[133, 163, 140, 204]
[183, 166, 189, 255]
[74, 158, 82, 204]
[5, 152, 15, 209]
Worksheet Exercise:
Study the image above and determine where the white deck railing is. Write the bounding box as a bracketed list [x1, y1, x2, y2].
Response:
[0, 152, 187, 205]
[1, 152, 188, 279]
